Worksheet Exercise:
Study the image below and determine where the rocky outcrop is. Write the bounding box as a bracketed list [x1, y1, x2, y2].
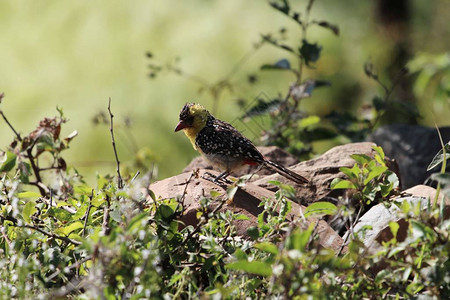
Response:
[150, 169, 344, 253]
[149, 142, 448, 262]
[253, 142, 399, 205]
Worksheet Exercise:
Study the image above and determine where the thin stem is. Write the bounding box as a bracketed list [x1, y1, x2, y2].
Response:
[433, 124, 446, 217]
[0, 109, 46, 195]
[102, 196, 111, 235]
[107, 98, 123, 189]
[0, 110, 22, 141]
[82, 190, 94, 237]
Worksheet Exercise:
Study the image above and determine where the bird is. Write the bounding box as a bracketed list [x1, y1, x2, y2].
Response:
[174, 103, 308, 184]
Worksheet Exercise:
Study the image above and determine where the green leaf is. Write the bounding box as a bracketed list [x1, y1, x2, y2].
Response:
[51, 208, 73, 222]
[156, 204, 175, 220]
[127, 212, 149, 233]
[330, 178, 356, 189]
[247, 226, 260, 240]
[388, 221, 400, 241]
[269, 0, 290, 15]
[372, 145, 386, 161]
[261, 58, 291, 70]
[299, 116, 320, 128]
[148, 189, 156, 201]
[267, 180, 281, 186]
[0, 151, 16, 172]
[18, 191, 41, 198]
[363, 165, 388, 185]
[241, 99, 281, 118]
[314, 20, 339, 35]
[227, 186, 239, 201]
[303, 202, 338, 218]
[74, 185, 94, 195]
[427, 142, 450, 171]
[372, 96, 385, 111]
[351, 154, 371, 165]
[36, 132, 55, 151]
[299, 39, 322, 66]
[286, 226, 313, 251]
[18, 161, 32, 183]
[302, 127, 338, 141]
[410, 220, 436, 241]
[62, 221, 84, 235]
[431, 173, 450, 186]
[234, 214, 250, 221]
[339, 167, 357, 179]
[210, 190, 221, 198]
[254, 242, 279, 255]
[23, 201, 37, 224]
[226, 261, 272, 276]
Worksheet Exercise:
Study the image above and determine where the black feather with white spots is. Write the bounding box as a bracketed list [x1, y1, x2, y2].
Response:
[195, 115, 264, 164]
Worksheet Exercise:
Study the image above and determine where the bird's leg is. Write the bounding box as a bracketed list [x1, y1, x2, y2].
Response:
[202, 171, 232, 185]
[213, 171, 231, 184]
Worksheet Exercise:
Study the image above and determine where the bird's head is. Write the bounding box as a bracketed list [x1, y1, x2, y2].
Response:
[174, 103, 210, 133]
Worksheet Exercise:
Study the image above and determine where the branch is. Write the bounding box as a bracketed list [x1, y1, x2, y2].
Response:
[0, 215, 82, 246]
[82, 190, 94, 237]
[102, 196, 111, 235]
[107, 98, 123, 189]
[0, 110, 22, 141]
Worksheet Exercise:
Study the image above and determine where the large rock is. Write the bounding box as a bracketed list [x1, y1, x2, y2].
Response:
[253, 142, 399, 205]
[368, 124, 450, 189]
[343, 185, 450, 255]
[183, 146, 300, 177]
[149, 169, 345, 253]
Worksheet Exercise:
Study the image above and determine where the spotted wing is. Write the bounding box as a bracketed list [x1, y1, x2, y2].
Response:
[195, 118, 263, 163]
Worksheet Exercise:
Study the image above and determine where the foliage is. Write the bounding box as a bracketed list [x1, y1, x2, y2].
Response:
[0, 98, 449, 298]
[331, 145, 400, 206]
[408, 52, 450, 116]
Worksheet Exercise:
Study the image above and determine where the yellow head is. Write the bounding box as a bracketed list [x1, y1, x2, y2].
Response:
[174, 103, 210, 150]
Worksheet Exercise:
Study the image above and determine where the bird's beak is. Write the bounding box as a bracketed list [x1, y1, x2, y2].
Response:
[174, 120, 188, 132]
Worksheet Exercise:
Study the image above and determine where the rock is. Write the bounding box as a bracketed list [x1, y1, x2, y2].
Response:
[253, 142, 399, 205]
[183, 146, 300, 177]
[343, 185, 450, 255]
[149, 169, 344, 253]
[368, 124, 450, 189]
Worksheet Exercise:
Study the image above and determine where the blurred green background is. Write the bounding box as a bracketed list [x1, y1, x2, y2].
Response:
[1, 0, 449, 183]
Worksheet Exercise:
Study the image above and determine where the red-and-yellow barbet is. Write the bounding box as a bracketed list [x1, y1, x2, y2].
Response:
[174, 103, 308, 184]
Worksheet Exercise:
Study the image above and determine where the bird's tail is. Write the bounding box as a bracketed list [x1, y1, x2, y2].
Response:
[263, 160, 309, 184]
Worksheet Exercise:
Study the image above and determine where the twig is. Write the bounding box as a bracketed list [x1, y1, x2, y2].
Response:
[107, 98, 123, 189]
[178, 171, 196, 206]
[179, 191, 228, 248]
[337, 205, 363, 256]
[102, 196, 111, 235]
[0, 110, 22, 141]
[0, 225, 11, 246]
[0, 215, 82, 245]
[46, 256, 92, 281]
[0, 107, 46, 195]
[82, 190, 94, 237]
[40, 194, 76, 214]
[433, 123, 447, 223]
[130, 170, 140, 183]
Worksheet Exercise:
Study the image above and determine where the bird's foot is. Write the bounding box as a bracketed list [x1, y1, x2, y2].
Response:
[202, 172, 233, 185]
